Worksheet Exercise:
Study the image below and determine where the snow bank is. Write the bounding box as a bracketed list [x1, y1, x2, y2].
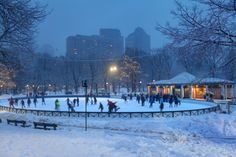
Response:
[0, 111, 236, 157]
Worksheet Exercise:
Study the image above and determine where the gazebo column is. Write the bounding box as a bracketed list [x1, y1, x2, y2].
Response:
[231, 84, 234, 98]
[221, 85, 225, 99]
[156, 86, 159, 94]
[180, 85, 184, 98]
[190, 85, 193, 99]
[170, 86, 173, 95]
[206, 85, 208, 93]
[225, 85, 228, 99]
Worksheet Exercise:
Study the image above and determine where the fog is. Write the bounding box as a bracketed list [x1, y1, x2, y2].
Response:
[37, 0, 177, 56]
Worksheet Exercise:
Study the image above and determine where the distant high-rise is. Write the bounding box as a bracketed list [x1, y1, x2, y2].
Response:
[125, 27, 151, 53]
[66, 29, 124, 59]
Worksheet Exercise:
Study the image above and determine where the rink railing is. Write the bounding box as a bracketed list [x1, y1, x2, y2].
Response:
[0, 105, 220, 118]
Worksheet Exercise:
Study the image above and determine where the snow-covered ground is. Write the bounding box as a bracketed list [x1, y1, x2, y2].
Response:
[0, 95, 234, 157]
[0, 96, 216, 112]
[0, 111, 236, 157]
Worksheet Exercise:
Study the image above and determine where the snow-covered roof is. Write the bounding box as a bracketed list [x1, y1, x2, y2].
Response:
[193, 78, 234, 84]
[149, 72, 235, 85]
[150, 72, 196, 85]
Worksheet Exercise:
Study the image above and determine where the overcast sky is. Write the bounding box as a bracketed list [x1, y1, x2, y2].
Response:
[36, 0, 178, 56]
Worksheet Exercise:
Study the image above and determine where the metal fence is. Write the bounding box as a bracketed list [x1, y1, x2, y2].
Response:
[0, 105, 220, 118]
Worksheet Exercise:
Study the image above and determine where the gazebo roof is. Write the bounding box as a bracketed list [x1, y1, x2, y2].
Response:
[150, 72, 196, 85]
[193, 77, 234, 84]
[149, 72, 234, 85]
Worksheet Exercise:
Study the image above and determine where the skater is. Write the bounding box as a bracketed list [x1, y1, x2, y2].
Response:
[124, 95, 127, 102]
[149, 95, 154, 108]
[73, 98, 77, 107]
[145, 94, 149, 102]
[21, 99, 25, 108]
[169, 95, 173, 108]
[55, 99, 60, 111]
[27, 97, 31, 108]
[174, 95, 180, 107]
[141, 94, 145, 106]
[93, 96, 97, 104]
[33, 97, 37, 108]
[66, 97, 70, 105]
[42, 96, 46, 105]
[67, 100, 75, 112]
[76, 97, 79, 106]
[70, 103, 75, 112]
[107, 100, 119, 113]
[9, 97, 14, 108]
[98, 102, 104, 112]
[129, 93, 133, 100]
[136, 94, 140, 104]
[85, 96, 89, 105]
[14, 98, 18, 106]
[160, 102, 164, 112]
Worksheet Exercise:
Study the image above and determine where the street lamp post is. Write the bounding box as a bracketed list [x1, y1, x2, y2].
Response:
[82, 80, 88, 131]
[139, 81, 142, 92]
[109, 65, 118, 94]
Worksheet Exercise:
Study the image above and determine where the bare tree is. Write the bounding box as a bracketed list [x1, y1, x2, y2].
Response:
[156, 0, 236, 47]
[120, 55, 141, 92]
[0, 0, 47, 52]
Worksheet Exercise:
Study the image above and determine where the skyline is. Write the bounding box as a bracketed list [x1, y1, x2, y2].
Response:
[36, 0, 177, 56]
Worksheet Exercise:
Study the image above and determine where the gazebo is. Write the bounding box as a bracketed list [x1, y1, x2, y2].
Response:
[147, 72, 235, 99]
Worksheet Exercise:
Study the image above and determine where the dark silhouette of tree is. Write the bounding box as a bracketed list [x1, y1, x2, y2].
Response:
[0, 0, 47, 52]
[156, 0, 236, 47]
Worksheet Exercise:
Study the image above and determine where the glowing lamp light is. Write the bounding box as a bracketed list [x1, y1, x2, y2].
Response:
[110, 66, 117, 72]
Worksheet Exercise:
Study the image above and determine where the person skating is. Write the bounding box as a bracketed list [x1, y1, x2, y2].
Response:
[124, 95, 127, 102]
[76, 97, 79, 106]
[107, 100, 119, 113]
[129, 93, 133, 100]
[27, 97, 31, 108]
[160, 102, 164, 112]
[21, 99, 25, 108]
[73, 98, 76, 107]
[55, 99, 60, 111]
[42, 96, 46, 105]
[67, 100, 75, 112]
[94, 96, 97, 104]
[136, 94, 140, 104]
[98, 102, 104, 112]
[169, 95, 173, 108]
[9, 97, 14, 108]
[14, 98, 18, 106]
[141, 94, 145, 106]
[33, 97, 37, 108]
[174, 95, 179, 107]
[85, 96, 89, 105]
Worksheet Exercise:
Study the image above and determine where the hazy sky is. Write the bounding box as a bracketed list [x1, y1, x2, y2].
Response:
[37, 0, 178, 56]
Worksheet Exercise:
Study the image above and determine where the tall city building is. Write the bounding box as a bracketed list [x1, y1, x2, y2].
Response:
[66, 29, 124, 59]
[125, 27, 151, 53]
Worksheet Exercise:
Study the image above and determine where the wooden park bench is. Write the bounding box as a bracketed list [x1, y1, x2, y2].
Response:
[7, 119, 26, 127]
[33, 122, 57, 130]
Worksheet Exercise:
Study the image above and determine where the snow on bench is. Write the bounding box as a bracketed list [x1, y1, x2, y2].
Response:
[33, 122, 57, 130]
[7, 119, 26, 127]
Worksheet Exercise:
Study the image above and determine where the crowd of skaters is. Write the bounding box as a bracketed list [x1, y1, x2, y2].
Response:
[122, 93, 181, 112]
[7, 94, 118, 113]
[8, 94, 44, 109]
[8, 92, 181, 113]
